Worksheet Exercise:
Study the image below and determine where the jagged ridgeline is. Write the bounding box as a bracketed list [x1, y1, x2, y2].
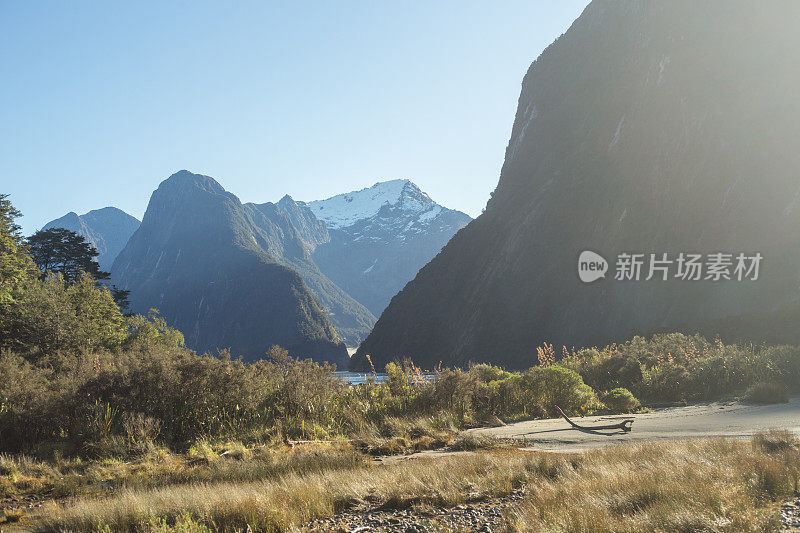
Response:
[307, 180, 472, 317]
[355, 0, 800, 370]
[111, 171, 349, 364]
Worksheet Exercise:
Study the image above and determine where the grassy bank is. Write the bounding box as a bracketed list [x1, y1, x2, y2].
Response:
[0, 442, 366, 506]
[24, 431, 799, 532]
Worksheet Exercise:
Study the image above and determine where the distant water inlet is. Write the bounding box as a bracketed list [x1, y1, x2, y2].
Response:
[335, 371, 388, 384]
[334, 371, 436, 385]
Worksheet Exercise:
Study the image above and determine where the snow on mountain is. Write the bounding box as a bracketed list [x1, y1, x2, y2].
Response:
[308, 180, 472, 319]
[305, 179, 435, 229]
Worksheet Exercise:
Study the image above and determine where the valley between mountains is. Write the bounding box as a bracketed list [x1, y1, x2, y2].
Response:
[6, 1, 800, 531]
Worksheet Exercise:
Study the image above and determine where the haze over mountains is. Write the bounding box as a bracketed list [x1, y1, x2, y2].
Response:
[354, 0, 800, 370]
[43, 207, 140, 271]
[44, 172, 469, 362]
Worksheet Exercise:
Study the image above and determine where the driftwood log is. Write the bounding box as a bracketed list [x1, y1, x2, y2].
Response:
[555, 406, 634, 432]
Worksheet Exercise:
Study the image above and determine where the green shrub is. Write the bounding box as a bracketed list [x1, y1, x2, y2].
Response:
[524, 366, 597, 416]
[640, 363, 691, 403]
[760, 346, 800, 393]
[602, 388, 640, 413]
[619, 333, 709, 368]
[581, 354, 643, 392]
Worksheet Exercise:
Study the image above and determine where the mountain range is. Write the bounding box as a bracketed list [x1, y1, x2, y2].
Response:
[110, 171, 349, 364]
[354, 0, 800, 370]
[44, 173, 470, 362]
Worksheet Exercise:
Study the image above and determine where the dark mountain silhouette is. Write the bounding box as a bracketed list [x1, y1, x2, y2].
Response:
[111, 170, 348, 364]
[354, 0, 800, 370]
[43, 207, 140, 271]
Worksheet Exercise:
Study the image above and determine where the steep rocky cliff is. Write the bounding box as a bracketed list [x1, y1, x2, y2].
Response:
[355, 0, 800, 370]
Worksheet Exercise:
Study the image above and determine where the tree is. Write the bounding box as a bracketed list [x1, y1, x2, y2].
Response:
[110, 287, 131, 312]
[27, 227, 109, 283]
[0, 194, 37, 345]
[0, 197, 181, 355]
[0, 194, 36, 304]
[123, 309, 184, 349]
[26, 227, 132, 309]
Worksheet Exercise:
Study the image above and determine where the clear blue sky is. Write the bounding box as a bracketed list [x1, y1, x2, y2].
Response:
[1, 1, 589, 235]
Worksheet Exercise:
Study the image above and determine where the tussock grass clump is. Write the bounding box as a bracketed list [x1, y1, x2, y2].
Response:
[752, 428, 799, 453]
[351, 415, 456, 456]
[0, 442, 366, 503]
[0, 453, 67, 499]
[448, 432, 502, 451]
[0, 509, 24, 526]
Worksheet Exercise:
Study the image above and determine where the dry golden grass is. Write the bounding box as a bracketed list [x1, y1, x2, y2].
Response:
[0, 441, 365, 504]
[25, 432, 800, 532]
[33, 449, 532, 532]
[507, 433, 799, 532]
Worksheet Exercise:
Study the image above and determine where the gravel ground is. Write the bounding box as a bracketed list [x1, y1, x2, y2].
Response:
[783, 497, 800, 532]
[303, 489, 525, 532]
[306, 490, 800, 533]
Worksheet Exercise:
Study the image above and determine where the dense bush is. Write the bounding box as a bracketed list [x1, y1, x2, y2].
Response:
[4, 332, 800, 458]
[579, 353, 643, 392]
[0, 345, 349, 455]
[561, 334, 800, 404]
[602, 388, 640, 412]
[0, 349, 603, 457]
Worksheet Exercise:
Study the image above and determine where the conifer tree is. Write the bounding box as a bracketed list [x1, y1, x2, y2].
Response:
[27, 227, 110, 282]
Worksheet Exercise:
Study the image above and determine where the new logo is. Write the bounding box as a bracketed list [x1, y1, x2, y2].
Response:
[578, 250, 608, 283]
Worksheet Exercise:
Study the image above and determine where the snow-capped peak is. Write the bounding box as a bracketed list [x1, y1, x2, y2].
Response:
[305, 179, 435, 229]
